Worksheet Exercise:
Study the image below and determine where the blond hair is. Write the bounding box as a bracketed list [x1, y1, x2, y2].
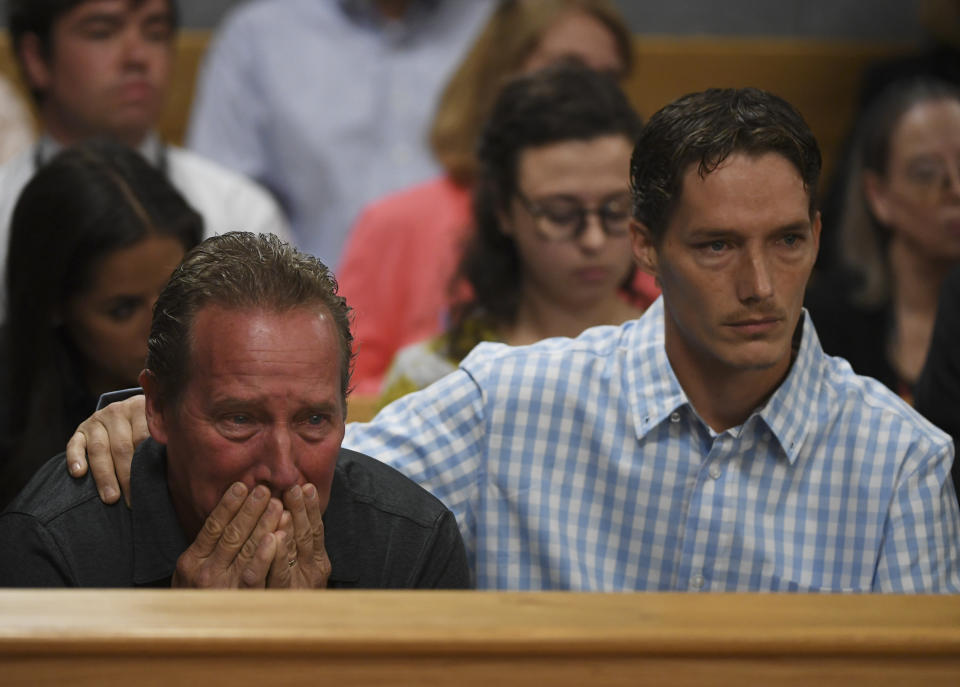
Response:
[429, 0, 634, 186]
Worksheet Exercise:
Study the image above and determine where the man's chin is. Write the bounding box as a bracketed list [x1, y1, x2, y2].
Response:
[718, 340, 792, 372]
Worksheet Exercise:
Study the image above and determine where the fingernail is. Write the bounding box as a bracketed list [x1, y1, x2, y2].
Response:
[252, 485, 268, 500]
[101, 486, 117, 501]
[289, 484, 301, 499]
[303, 483, 316, 500]
[69, 462, 82, 475]
[231, 482, 246, 497]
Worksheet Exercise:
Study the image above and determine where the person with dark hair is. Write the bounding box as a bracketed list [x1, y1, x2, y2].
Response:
[378, 60, 643, 405]
[806, 78, 960, 401]
[339, 0, 654, 394]
[70, 89, 960, 592]
[0, 140, 202, 508]
[915, 265, 960, 501]
[0, 232, 468, 588]
[0, 0, 291, 295]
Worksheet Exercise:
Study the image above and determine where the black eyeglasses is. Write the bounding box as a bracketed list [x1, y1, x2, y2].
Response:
[515, 190, 633, 241]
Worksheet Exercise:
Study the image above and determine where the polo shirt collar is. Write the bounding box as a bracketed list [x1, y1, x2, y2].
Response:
[130, 439, 189, 586]
[321, 461, 361, 585]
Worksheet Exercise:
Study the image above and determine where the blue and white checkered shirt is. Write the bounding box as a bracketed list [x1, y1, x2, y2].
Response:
[344, 298, 960, 591]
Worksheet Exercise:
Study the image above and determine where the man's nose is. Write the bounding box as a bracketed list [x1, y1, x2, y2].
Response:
[120, 30, 150, 68]
[263, 427, 300, 491]
[737, 246, 774, 302]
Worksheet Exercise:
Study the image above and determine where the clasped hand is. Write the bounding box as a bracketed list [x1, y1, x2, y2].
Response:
[172, 481, 332, 589]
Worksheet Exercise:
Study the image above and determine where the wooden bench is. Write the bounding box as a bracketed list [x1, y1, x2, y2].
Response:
[1, 591, 958, 686]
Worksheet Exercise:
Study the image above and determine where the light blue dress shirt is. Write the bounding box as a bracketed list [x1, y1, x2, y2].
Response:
[187, 0, 494, 265]
[343, 298, 960, 591]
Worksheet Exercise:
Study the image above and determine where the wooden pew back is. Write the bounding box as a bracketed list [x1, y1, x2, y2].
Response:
[1, 591, 958, 686]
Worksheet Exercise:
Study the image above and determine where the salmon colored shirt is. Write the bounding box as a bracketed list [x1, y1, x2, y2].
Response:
[337, 175, 660, 394]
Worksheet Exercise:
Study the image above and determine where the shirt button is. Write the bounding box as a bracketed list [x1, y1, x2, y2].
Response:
[690, 574, 705, 590]
[670, 412, 681, 423]
[708, 464, 722, 480]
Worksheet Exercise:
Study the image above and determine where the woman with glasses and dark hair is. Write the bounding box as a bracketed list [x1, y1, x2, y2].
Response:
[337, 0, 654, 396]
[0, 140, 202, 507]
[805, 78, 960, 401]
[377, 61, 643, 405]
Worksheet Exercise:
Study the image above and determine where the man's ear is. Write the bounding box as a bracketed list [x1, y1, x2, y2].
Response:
[811, 210, 822, 256]
[139, 369, 169, 445]
[17, 33, 52, 93]
[631, 219, 660, 283]
[862, 170, 892, 226]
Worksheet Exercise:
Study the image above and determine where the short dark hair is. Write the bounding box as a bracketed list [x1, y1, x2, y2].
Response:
[146, 232, 355, 408]
[447, 60, 642, 356]
[7, 0, 179, 101]
[630, 87, 822, 243]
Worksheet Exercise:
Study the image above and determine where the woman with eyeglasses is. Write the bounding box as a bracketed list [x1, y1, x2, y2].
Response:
[377, 61, 643, 406]
[805, 78, 960, 401]
[337, 0, 657, 397]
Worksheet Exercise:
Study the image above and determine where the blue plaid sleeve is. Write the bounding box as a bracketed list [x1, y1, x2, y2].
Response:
[344, 368, 488, 570]
[875, 436, 960, 592]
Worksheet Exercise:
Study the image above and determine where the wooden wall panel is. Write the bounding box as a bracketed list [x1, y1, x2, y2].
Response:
[0, 32, 911, 181]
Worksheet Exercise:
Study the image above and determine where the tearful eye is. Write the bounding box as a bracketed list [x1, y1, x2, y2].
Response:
[230, 414, 249, 425]
[307, 414, 325, 425]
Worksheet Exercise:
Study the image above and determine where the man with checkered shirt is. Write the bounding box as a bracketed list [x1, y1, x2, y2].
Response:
[69, 87, 960, 592]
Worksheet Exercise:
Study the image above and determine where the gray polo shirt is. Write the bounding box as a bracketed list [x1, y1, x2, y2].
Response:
[0, 439, 469, 588]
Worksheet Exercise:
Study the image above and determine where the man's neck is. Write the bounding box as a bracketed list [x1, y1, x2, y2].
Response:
[664, 324, 797, 434]
[374, 0, 412, 20]
[40, 106, 150, 150]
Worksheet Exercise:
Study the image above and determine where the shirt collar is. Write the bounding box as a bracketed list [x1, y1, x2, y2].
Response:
[130, 438, 189, 586]
[337, 0, 439, 26]
[627, 299, 823, 464]
[36, 131, 164, 168]
[753, 309, 823, 465]
[321, 459, 361, 585]
[626, 297, 690, 440]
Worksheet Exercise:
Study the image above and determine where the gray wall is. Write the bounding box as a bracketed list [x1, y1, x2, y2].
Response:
[180, 0, 923, 40]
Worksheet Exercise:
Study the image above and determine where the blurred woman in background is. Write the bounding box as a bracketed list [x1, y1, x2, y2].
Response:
[0, 141, 202, 507]
[337, 0, 655, 394]
[378, 61, 644, 405]
[806, 78, 960, 400]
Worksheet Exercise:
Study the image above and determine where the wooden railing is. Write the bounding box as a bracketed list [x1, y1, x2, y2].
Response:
[1, 591, 958, 686]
